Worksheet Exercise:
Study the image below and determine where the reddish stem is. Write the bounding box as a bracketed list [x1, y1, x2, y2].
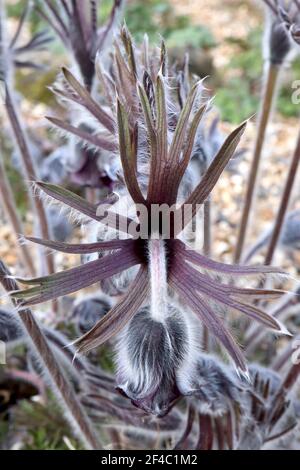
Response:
[234, 64, 279, 263]
[264, 125, 300, 265]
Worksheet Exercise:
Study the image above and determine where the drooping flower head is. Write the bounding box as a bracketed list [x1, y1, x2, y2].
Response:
[11, 27, 290, 416]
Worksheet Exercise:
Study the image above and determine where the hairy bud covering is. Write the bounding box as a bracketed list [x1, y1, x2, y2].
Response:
[116, 306, 190, 416]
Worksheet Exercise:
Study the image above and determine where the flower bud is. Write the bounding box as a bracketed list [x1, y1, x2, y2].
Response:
[115, 305, 190, 416]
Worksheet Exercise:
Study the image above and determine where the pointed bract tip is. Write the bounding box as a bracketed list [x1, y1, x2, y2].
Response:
[276, 320, 293, 337]
[61, 66, 68, 76]
[236, 366, 251, 384]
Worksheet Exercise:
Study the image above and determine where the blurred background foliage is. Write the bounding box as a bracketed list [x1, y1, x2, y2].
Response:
[6, 0, 300, 124]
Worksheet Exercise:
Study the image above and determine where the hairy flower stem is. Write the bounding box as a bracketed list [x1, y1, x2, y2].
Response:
[148, 237, 168, 321]
[4, 84, 54, 276]
[0, 157, 35, 276]
[264, 125, 300, 265]
[203, 199, 211, 257]
[202, 199, 211, 351]
[234, 64, 279, 263]
[0, 260, 102, 450]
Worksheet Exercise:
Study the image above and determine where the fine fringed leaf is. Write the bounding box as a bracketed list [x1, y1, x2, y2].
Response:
[175, 239, 286, 276]
[176, 120, 247, 234]
[35, 181, 138, 234]
[141, 33, 150, 71]
[120, 23, 137, 77]
[138, 80, 156, 144]
[61, 67, 115, 133]
[180, 103, 207, 169]
[146, 73, 168, 202]
[26, 236, 135, 254]
[175, 254, 285, 332]
[12, 246, 142, 305]
[74, 266, 149, 353]
[169, 268, 248, 375]
[165, 102, 207, 203]
[155, 73, 168, 162]
[160, 39, 168, 76]
[46, 116, 117, 152]
[117, 99, 145, 204]
[168, 81, 200, 164]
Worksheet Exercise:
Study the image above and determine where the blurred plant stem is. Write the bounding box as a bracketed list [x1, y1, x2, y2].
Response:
[4, 84, 55, 276]
[243, 125, 300, 349]
[0, 156, 35, 276]
[202, 173, 211, 351]
[0, 260, 102, 450]
[234, 63, 280, 263]
[264, 125, 300, 265]
[203, 199, 211, 257]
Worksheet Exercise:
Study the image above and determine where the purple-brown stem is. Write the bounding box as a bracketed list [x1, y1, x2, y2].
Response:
[264, 125, 300, 265]
[0, 260, 101, 450]
[202, 198, 211, 351]
[203, 199, 211, 257]
[234, 64, 279, 263]
[268, 357, 300, 432]
[4, 84, 54, 276]
[0, 157, 35, 276]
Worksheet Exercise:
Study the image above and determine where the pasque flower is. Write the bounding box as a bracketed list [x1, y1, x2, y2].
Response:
[10, 28, 290, 416]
